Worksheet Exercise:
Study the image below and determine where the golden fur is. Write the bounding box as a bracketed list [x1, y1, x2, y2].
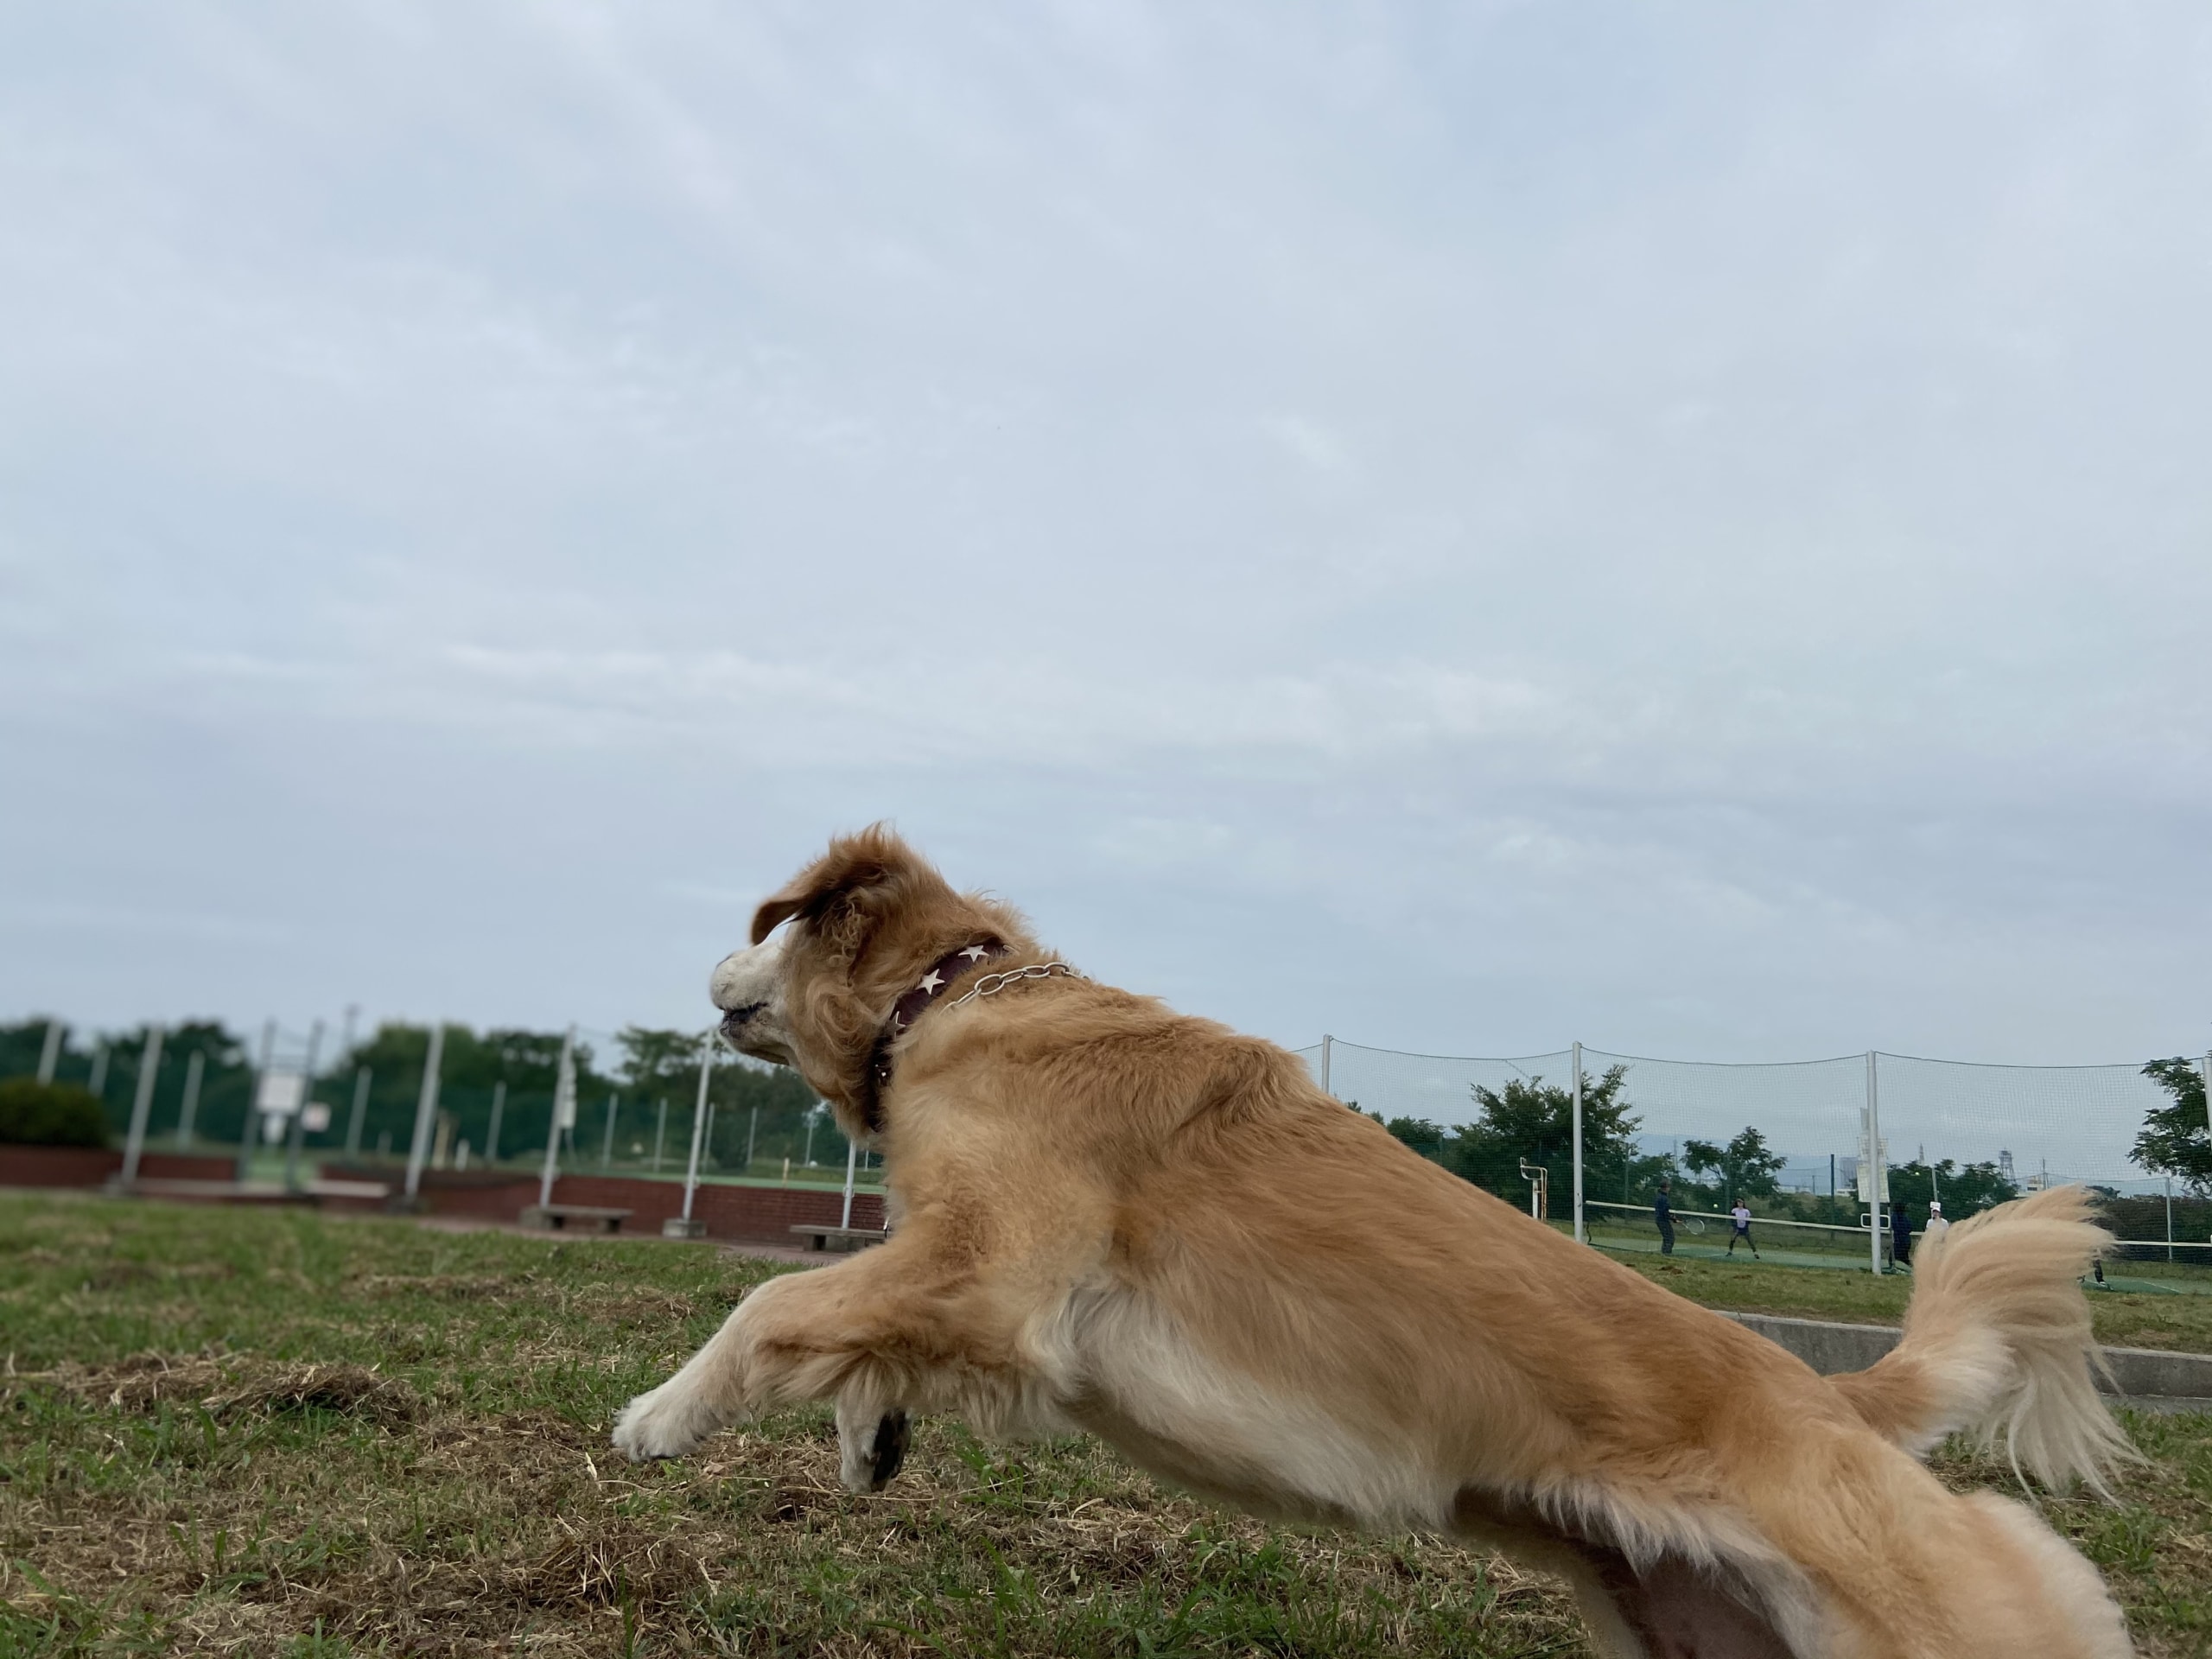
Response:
[614, 828, 2133, 1659]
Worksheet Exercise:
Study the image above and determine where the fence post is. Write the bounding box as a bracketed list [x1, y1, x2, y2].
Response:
[346, 1069, 373, 1159]
[283, 1026, 325, 1194]
[1571, 1039, 1585, 1244]
[601, 1096, 618, 1170]
[283, 1020, 325, 1192]
[1321, 1034, 1333, 1098]
[2166, 1175, 2175, 1264]
[35, 1020, 62, 1085]
[537, 1027, 575, 1210]
[121, 1024, 165, 1186]
[483, 1078, 503, 1165]
[175, 1050, 204, 1148]
[237, 1020, 274, 1184]
[653, 1097, 668, 1173]
[1866, 1050, 1884, 1275]
[680, 1033, 715, 1225]
[405, 1024, 448, 1205]
[841, 1134, 858, 1229]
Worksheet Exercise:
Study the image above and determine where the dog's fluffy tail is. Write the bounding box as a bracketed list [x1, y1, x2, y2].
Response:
[1829, 1185, 2134, 1493]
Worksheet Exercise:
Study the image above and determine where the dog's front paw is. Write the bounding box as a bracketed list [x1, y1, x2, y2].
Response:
[836, 1406, 912, 1493]
[612, 1377, 721, 1462]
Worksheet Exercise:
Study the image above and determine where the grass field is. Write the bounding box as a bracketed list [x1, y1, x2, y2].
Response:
[0, 1193, 2206, 1657]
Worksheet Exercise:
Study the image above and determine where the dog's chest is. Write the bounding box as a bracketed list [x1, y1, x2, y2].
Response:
[1033, 1283, 1453, 1531]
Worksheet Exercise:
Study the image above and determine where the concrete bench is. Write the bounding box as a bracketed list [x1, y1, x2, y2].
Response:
[791, 1223, 888, 1253]
[520, 1204, 633, 1234]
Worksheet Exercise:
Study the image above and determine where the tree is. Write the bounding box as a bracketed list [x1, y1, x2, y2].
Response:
[1886, 1159, 2017, 1220]
[0, 1020, 257, 1147]
[1681, 1127, 1784, 1206]
[0, 1079, 108, 1147]
[708, 1058, 822, 1170]
[615, 1027, 709, 1095]
[1383, 1117, 1448, 1160]
[2132, 1058, 2211, 1197]
[1443, 1065, 1670, 1209]
[334, 1023, 620, 1166]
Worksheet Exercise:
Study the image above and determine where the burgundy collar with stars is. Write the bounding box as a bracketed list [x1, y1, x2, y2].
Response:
[857, 940, 1007, 1133]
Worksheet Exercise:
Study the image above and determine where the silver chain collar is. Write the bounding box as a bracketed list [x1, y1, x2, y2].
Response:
[950, 962, 1085, 1007]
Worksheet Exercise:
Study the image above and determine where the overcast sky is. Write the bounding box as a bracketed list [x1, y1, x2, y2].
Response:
[3, 3, 2207, 1066]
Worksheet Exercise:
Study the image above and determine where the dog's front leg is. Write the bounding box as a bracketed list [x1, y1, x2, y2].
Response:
[835, 1393, 912, 1493]
[611, 1247, 972, 1490]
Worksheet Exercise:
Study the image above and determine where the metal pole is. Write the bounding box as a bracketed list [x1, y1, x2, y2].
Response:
[804, 1109, 816, 1166]
[652, 1096, 668, 1173]
[283, 1020, 325, 1192]
[404, 1023, 447, 1205]
[175, 1050, 205, 1148]
[601, 1095, 618, 1169]
[538, 1027, 575, 1210]
[237, 1020, 274, 1183]
[1866, 1050, 1884, 1275]
[35, 1020, 62, 1085]
[485, 1079, 505, 1165]
[1570, 1039, 1585, 1244]
[121, 1024, 165, 1185]
[346, 1068, 372, 1159]
[681, 1033, 715, 1223]
[746, 1104, 758, 1173]
[87, 1043, 108, 1102]
[2166, 1175, 2175, 1264]
[841, 1133, 858, 1229]
[1321, 1033, 1333, 1098]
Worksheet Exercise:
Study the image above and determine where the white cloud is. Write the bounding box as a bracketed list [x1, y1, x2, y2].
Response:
[0, 0, 2206, 1083]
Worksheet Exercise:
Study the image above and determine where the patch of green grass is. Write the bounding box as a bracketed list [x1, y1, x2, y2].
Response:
[0, 1192, 2202, 1656]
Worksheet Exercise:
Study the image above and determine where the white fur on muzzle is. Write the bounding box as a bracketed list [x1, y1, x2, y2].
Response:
[709, 931, 797, 1065]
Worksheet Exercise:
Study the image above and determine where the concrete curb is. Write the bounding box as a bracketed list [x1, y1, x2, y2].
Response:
[1717, 1311, 2212, 1403]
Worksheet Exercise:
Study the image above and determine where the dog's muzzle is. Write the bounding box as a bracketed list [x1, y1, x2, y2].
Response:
[719, 1001, 766, 1044]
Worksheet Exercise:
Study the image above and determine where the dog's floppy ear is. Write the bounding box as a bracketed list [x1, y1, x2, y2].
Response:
[750, 826, 916, 945]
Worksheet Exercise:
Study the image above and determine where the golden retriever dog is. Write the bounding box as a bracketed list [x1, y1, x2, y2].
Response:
[613, 828, 2133, 1659]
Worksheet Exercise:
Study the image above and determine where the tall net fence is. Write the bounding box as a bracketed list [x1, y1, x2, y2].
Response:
[1294, 1038, 2212, 1288]
[7, 1014, 2205, 1274]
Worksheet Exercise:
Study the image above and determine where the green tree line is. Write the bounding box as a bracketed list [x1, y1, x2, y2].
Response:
[0, 1018, 839, 1175]
[1373, 1068, 2024, 1225]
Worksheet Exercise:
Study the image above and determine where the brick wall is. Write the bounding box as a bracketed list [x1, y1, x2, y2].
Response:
[550, 1174, 887, 1242]
[0, 1147, 237, 1187]
[0, 1143, 884, 1245]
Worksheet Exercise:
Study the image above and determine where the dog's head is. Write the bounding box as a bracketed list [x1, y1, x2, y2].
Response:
[710, 826, 1033, 1137]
